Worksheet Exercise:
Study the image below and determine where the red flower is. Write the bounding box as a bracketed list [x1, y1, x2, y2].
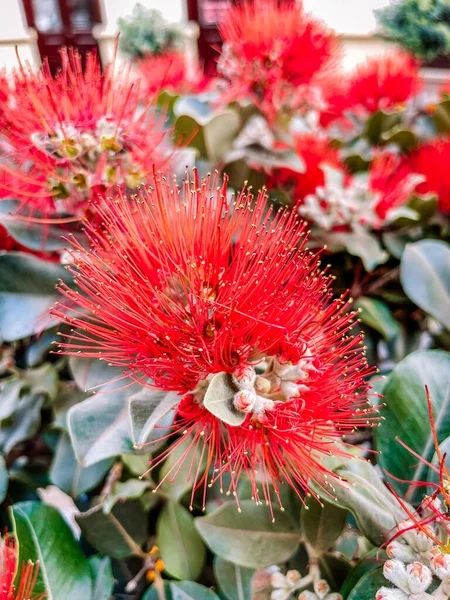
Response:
[369, 152, 421, 220]
[0, 533, 45, 600]
[138, 52, 210, 96]
[53, 170, 377, 515]
[347, 50, 422, 115]
[0, 48, 171, 223]
[407, 140, 450, 214]
[267, 134, 343, 205]
[217, 0, 339, 121]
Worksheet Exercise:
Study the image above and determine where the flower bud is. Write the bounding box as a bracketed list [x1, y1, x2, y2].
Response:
[406, 561, 432, 594]
[375, 588, 408, 600]
[314, 579, 330, 599]
[386, 540, 418, 563]
[233, 390, 256, 412]
[298, 592, 316, 600]
[286, 570, 302, 585]
[327, 595, 344, 600]
[233, 365, 256, 390]
[429, 548, 450, 579]
[383, 559, 408, 591]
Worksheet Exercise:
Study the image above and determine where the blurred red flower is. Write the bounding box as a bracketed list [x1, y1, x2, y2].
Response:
[138, 52, 210, 96]
[407, 140, 450, 214]
[218, 0, 339, 121]
[0, 533, 45, 600]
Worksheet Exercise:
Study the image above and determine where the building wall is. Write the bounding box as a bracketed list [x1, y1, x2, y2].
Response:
[0, 0, 40, 70]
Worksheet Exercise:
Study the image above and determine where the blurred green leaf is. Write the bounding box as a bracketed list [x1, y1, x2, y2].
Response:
[301, 497, 347, 552]
[11, 501, 92, 599]
[340, 549, 386, 598]
[0, 455, 8, 503]
[346, 566, 385, 600]
[157, 502, 206, 581]
[377, 350, 450, 498]
[143, 581, 220, 600]
[363, 110, 402, 145]
[75, 499, 147, 559]
[0, 252, 72, 341]
[103, 478, 150, 513]
[50, 432, 113, 498]
[400, 240, 450, 329]
[195, 500, 300, 568]
[68, 356, 124, 391]
[354, 297, 400, 341]
[89, 555, 114, 600]
[213, 557, 254, 600]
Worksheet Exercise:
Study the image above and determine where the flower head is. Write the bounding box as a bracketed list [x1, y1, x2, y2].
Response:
[0, 533, 45, 600]
[53, 170, 376, 515]
[218, 0, 339, 121]
[0, 48, 171, 223]
[137, 52, 210, 96]
[345, 50, 421, 115]
[407, 139, 450, 214]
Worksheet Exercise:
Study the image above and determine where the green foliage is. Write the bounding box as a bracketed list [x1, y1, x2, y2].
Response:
[375, 0, 450, 61]
[117, 4, 184, 59]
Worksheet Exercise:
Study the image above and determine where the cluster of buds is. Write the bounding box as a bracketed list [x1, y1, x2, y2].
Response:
[271, 570, 342, 600]
[31, 117, 145, 210]
[376, 500, 450, 600]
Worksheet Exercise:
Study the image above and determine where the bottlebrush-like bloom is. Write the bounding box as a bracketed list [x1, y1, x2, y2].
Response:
[0, 533, 45, 600]
[407, 140, 450, 215]
[267, 134, 343, 205]
[53, 170, 376, 515]
[217, 0, 339, 121]
[138, 52, 210, 96]
[346, 50, 422, 115]
[0, 48, 171, 223]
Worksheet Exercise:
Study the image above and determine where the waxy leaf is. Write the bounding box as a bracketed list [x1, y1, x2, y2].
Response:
[157, 502, 206, 581]
[214, 557, 254, 600]
[11, 501, 92, 599]
[128, 387, 178, 446]
[203, 372, 245, 426]
[354, 297, 400, 341]
[301, 497, 347, 552]
[89, 555, 114, 600]
[400, 240, 450, 329]
[195, 500, 300, 568]
[377, 350, 450, 498]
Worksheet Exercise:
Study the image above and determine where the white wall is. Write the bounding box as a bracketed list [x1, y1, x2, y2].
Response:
[0, 0, 40, 69]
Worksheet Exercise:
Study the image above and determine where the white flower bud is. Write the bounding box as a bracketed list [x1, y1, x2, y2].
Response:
[383, 559, 408, 591]
[286, 570, 302, 585]
[406, 562, 432, 594]
[327, 595, 344, 600]
[386, 540, 418, 563]
[298, 592, 317, 600]
[429, 548, 450, 579]
[375, 587, 408, 600]
[314, 579, 330, 599]
[271, 571, 287, 588]
[233, 390, 256, 412]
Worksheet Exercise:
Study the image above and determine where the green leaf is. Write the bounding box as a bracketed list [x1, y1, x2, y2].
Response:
[203, 372, 245, 426]
[157, 502, 206, 581]
[50, 432, 113, 498]
[170, 582, 220, 600]
[354, 297, 400, 341]
[400, 240, 450, 329]
[346, 566, 386, 600]
[214, 557, 254, 600]
[89, 555, 114, 600]
[0, 455, 8, 503]
[340, 549, 387, 598]
[381, 127, 417, 150]
[68, 356, 124, 391]
[75, 499, 147, 559]
[301, 497, 347, 552]
[103, 478, 151, 513]
[0, 392, 44, 454]
[363, 110, 402, 145]
[10, 501, 92, 600]
[343, 231, 389, 272]
[68, 381, 139, 467]
[128, 387, 178, 446]
[311, 458, 402, 546]
[377, 350, 450, 498]
[319, 553, 351, 591]
[195, 500, 300, 568]
[0, 252, 72, 341]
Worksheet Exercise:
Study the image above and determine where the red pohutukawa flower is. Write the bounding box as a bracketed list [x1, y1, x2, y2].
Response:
[217, 0, 339, 121]
[138, 52, 210, 96]
[53, 170, 376, 515]
[267, 133, 343, 205]
[346, 50, 422, 115]
[0, 48, 171, 223]
[0, 533, 45, 600]
[407, 140, 450, 215]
